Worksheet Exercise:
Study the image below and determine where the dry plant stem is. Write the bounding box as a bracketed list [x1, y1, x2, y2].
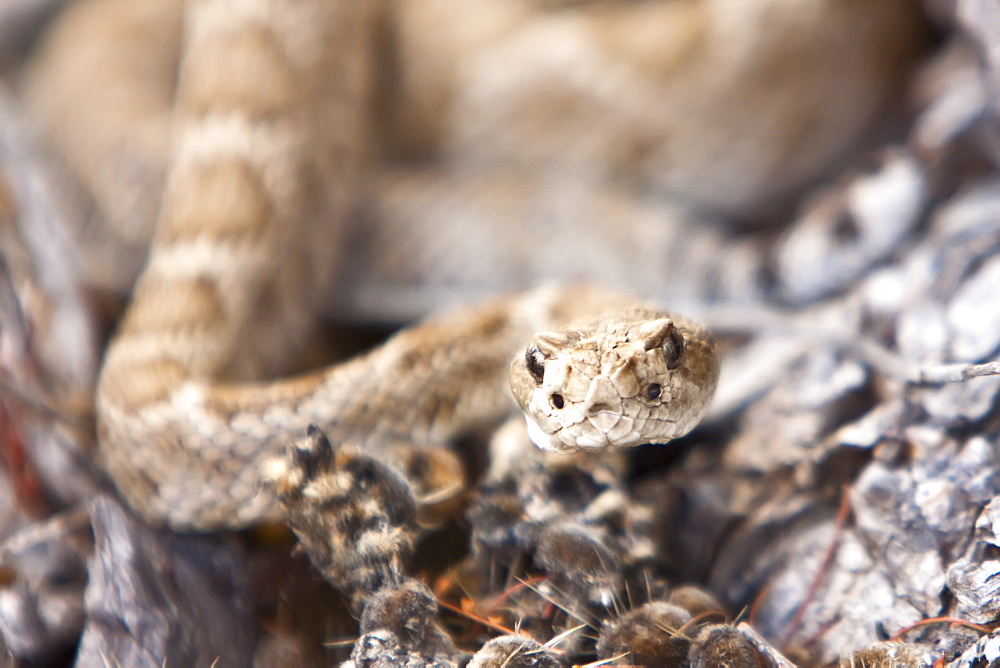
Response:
[481, 575, 550, 617]
[907, 360, 1000, 385]
[890, 616, 994, 640]
[0, 403, 51, 518]
[852, 338, 1000, 386]
[735, 623, 798, 668]
[543, 624, 585, 649]
[578, 654, 630, 667]
[435, 598, 520, 637]
[678, 609, 731, 635]
[687, 302, 1000, 386]
[781, 486, 852, 649]
[748, 583, 771, 628]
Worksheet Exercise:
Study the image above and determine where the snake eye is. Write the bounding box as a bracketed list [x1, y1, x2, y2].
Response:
[661, 328, 685, 370]
[551, 393, 565, 409]
[525, 346, 546, 384]
[640, 319, 685, 370]
[646, 384, 662, 401]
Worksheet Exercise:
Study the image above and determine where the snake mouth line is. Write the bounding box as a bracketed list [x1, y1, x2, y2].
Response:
[558, 415, 680, 430]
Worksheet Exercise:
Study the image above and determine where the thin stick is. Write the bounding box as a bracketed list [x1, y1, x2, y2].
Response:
[781, 486, 852, 648]
[890, 616, 993, 641]
[683, 301, 1000, 387]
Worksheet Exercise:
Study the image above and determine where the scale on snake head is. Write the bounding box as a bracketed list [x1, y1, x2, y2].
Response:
[509, 307, 719, 454]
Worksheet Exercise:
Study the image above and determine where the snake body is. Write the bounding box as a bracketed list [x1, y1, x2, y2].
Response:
[20, 0, 942, 540]
[100, 278, 717, 529]
[93, 0, 376, 529]
[73, 0, 724, 531]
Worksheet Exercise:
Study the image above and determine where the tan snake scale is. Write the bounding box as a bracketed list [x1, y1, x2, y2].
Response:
[20, 0, 922, 530]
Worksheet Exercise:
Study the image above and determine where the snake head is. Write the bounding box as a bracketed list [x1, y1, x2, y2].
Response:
[509, 310, 718, 453]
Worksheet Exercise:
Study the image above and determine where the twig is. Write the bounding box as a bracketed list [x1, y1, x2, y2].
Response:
[681, 301, 1000, 387]
[852, 338, 1000, 386]
[482, 574, 549, 616]
[890, 616, 994, 641]
[436, 598, 521, 637]
[542, 624, 585, 649]
[677, 609, 730, 635]
[575, 655, 632, 667]
[781, 486, 852, 649]
[908, 360, 1000, 385]
[735, 623, 798, 668]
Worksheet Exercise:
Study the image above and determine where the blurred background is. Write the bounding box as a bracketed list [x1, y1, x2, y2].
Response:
[3, 0, 933, 323]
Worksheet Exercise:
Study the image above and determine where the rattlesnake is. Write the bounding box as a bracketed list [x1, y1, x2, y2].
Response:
[18, 0, 923, 531]
[30, 0, 718, 531]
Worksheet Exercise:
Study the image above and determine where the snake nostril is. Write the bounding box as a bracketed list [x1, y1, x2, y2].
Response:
[551, 393, 565, 409]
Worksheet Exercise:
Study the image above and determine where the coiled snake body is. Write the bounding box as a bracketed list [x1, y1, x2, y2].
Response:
[56, 0, 724, 530]
[99, 279, 718, 529]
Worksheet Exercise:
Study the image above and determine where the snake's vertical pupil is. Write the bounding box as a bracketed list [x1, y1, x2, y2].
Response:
[526, 346, 546, 383]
